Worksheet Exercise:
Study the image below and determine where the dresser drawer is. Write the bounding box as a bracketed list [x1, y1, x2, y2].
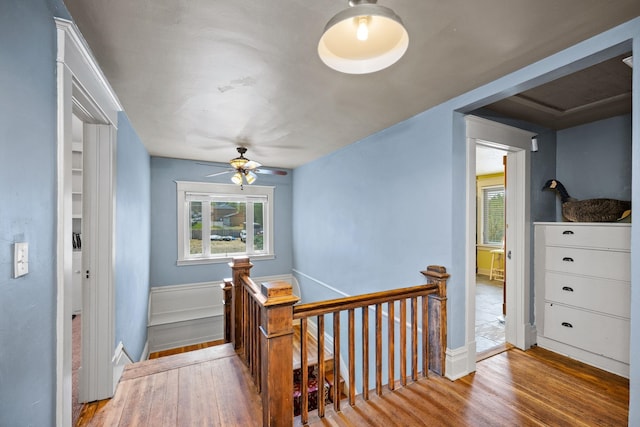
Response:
[544, 272, 630, 318]
[545, 246, 630, 281]
[544, 224, 630, 250]
[544, 303, 629, 363]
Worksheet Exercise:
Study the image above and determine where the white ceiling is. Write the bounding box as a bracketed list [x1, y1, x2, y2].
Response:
[63, 1, 640, 169]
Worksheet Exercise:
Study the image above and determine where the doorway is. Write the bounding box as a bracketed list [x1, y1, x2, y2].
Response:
[56, 19, 121, 426]
[465, 115, 536, 375]
[475, 145, 507, 358]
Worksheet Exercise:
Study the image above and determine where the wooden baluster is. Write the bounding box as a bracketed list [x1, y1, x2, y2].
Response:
[254, 302, 262, 393]
[221, 280, 233, 343]
[229, 257, 253, 352]
[247, 295, 253, 373]
[388, 301, 395, 391]
[348, 309, 355, 406]
[317, 315, 325, 418]
[243, 287, 250, 364]
[422, 295, 429, 377]
[301, 317, 309, 424]
[333, 311, 341, 411]
[375, 303, 382, 396]
[400, 298, 407, 386]
[362, 307, 369, 401]
[411, 297, 418, 381]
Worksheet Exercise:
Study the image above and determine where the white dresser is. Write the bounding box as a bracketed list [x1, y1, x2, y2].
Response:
[534, 222, 631, 378]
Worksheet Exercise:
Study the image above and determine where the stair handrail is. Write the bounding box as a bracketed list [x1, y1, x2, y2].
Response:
[222, 259, 449, 427]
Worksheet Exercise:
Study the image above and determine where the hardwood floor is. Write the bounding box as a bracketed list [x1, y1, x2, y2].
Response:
[78, 344, 629, 427]
[301, 347, 629, 427]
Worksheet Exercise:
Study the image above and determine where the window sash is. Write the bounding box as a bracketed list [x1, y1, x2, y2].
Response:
[482, 185, 504, 245]
[176, 181, 274, 265]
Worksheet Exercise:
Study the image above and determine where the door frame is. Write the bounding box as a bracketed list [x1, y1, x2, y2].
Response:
[55, 18, 121, 426]
[465, 115, 536, 373]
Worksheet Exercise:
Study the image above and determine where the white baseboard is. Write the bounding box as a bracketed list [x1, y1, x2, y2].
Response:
[140, 340, 150, 362]
[445, 345, 473, 380]
[112, 341, 134, 391]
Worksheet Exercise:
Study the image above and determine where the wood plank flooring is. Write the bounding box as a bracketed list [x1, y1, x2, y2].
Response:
[79, 344, 629, 427]
[299, 346, 629, 427]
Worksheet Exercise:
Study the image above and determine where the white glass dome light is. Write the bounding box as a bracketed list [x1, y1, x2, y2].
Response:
[318, 1, 409, 74]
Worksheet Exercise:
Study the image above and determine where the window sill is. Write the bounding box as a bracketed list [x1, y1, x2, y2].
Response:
[476, 244, 502, 251]
[177, 253, 275, 266]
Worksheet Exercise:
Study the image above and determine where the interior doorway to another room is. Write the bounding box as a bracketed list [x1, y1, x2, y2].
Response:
[475, 145, 507, 358]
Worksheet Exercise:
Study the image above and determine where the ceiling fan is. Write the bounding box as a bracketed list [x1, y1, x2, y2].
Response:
[205, 147, 287, 188]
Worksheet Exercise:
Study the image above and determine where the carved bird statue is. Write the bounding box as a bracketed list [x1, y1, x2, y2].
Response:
[542, 179, 631, 222]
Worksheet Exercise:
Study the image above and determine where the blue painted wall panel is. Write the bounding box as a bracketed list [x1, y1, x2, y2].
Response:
[0, 0, 58, 424]
[115, 112, 151, 361]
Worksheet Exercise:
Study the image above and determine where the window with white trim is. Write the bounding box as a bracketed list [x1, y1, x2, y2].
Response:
[480, 185, 505, 246]
[476, 174, 505, 247]
[176, 181, 274, 265]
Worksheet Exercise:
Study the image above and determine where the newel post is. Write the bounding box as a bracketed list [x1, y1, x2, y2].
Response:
[259, 280, 299, 427]
[421, 265, 450, 376]
[228, 256, 253, 351]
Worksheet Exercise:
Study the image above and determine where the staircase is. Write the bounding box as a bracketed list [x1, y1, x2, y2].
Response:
[292, 324, 342, 416]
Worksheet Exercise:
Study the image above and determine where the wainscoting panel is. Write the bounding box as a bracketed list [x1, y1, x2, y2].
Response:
[148, 274, 298, 354]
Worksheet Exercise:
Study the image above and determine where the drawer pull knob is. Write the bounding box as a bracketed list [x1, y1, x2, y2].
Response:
[562, 257, 574, 262]
[562, 230, 574, 235]
[561, 322, 573, 328]
[561, 286, 574, 292]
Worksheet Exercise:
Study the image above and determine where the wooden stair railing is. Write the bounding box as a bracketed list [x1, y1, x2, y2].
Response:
[222, 258, 449, 427]
[222, 257, 300, 426]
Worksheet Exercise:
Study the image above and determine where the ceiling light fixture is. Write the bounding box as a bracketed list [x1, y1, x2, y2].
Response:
[318, 0, 409, 74]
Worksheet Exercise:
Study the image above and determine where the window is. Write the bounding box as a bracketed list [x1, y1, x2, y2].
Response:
[480, 185, 505, 245]
[176, 181, 274, 265]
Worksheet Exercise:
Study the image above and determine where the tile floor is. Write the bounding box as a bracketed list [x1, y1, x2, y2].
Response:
[475, 276, 505, 353]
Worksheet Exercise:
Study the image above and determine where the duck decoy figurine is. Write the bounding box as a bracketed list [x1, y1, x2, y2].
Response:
[542, 179, 631, 222]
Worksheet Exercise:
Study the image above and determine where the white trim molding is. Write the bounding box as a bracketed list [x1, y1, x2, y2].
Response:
[55, 17, 121, 426]
[147, 274, 299, 353]
[445, 345, 473, 381]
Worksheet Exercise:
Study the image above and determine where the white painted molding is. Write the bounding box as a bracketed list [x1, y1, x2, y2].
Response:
[140, 341, 150, 362]
[147, 274, 299, 353]
[55, 17, 122, 426]
[111, 341, 133, 392]
[292, 269, 350, 298]
[445, 345, 472, 380]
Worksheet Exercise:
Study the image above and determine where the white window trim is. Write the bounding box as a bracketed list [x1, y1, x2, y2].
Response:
[476, 175, 504, 248]
[176, 181, 275, 265]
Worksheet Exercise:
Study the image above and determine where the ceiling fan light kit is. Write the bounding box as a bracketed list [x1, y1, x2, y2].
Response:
[204, 147, 288, 188]
[318, 0, 409, 74]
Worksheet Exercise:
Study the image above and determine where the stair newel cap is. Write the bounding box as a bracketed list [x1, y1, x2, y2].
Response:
[420, 265, 449, 298]
[229, 256, 253, 270]
[261, 281, 300, 306]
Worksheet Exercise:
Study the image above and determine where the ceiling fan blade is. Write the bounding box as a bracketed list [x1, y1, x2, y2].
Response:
[255, 168, 288, 176]
[205, 170, 233, 178]
[244, 160, 262, 170]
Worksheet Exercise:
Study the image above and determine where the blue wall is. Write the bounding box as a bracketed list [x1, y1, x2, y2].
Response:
[0, 0, 59, 424]
[556, 114, 632, 214]
[115, 112, 151, 361]
[293, 18, 639, 422]
[149, 157, 293, 286]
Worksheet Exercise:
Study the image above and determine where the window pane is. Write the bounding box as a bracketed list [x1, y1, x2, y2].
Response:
[189, 201, 203, 255]
[210, 201, 246, 255]
[254, 202, 264, 251]
[483, 187, 504, 245]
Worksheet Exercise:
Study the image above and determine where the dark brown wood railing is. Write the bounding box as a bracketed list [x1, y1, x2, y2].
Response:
[222, 257, 449, 427]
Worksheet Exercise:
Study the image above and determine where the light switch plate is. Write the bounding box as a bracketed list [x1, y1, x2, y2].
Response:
[14, 242, 29, 278]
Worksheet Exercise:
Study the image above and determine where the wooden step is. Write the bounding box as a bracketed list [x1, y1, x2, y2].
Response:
[292, 323, 333, 371]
